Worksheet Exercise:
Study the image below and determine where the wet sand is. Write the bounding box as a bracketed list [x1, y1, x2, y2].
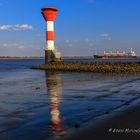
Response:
[64, 101, 140, 140]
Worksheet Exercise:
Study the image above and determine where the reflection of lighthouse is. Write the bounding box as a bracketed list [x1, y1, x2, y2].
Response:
[45, 72, 62, 133]
[41, 7, 61, 63]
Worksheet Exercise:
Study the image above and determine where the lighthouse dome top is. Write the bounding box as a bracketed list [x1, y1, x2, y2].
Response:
[41, 6, 58, 22]
[41, 7, 58, 12]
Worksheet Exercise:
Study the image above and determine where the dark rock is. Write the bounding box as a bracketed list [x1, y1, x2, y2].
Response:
[88, 108, 93, 111]
[74, 124, 80, 128]
[105, 111, 110, 114]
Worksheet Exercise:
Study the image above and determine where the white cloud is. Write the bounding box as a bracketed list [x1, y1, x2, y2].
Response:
[18, 45, 25, 49]
[107, 37, 112, 41]
[100, 33, 109, 37]
[0, 24, 33, 31]
[2, 43, 25, 49]
[3, 43, 19, 47]
[85, 38, 90, 42]
[100, 33, 111, 41]
[65, 39, 70, 43]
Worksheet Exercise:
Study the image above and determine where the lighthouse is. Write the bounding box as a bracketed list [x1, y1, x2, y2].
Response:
[41, 7, 61, 63]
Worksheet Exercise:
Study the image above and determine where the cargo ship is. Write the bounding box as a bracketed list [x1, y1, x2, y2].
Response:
[94, 48, 137, 59]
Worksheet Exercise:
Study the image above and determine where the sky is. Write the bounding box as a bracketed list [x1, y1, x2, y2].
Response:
[0, 0, 140, 56]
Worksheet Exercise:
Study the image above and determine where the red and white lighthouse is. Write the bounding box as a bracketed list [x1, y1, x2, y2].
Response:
[41, 7, 61, 63]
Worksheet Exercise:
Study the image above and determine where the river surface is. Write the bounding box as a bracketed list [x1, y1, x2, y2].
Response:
[0, 59, 140, 140]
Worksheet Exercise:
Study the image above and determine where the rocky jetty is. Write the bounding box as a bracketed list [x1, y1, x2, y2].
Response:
[32, 62, 140, 73]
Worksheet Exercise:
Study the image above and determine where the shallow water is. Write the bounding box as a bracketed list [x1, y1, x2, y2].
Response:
[0, 59, 140, 140]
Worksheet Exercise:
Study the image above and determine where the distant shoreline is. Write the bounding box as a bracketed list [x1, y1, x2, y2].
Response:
[0, 56, 92, 60]
[0, 56, 92, 59]
[0, 56, 139, 60]
[0, 57, 44, 60]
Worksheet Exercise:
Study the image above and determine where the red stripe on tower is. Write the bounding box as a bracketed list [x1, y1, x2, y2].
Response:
[46, 31, 54, 40]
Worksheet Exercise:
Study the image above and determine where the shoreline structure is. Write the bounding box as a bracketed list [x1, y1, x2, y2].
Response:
[32, 62, 140, 73]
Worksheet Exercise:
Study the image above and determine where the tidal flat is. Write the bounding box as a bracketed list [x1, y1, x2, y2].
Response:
[0, 59, 140, 140]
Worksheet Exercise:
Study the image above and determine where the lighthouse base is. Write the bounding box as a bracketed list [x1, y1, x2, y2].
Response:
[45, 50, 61, 64]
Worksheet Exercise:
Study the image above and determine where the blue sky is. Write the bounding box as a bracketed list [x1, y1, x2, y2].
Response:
[0, 0, 140, 56]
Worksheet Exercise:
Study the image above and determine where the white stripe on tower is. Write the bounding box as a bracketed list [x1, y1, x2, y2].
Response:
[47, 41, 54, 50]
[46, 21, 55, 50]
[47, 21, 54, 31]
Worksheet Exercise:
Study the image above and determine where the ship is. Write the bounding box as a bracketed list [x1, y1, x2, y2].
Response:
[94, 48, 137, 59]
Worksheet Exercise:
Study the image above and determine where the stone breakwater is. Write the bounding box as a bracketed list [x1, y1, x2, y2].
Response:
[32, 62, 140, 73]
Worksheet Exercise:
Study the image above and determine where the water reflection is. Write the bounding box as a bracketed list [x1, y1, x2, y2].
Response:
[45, 71, 63, 134]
